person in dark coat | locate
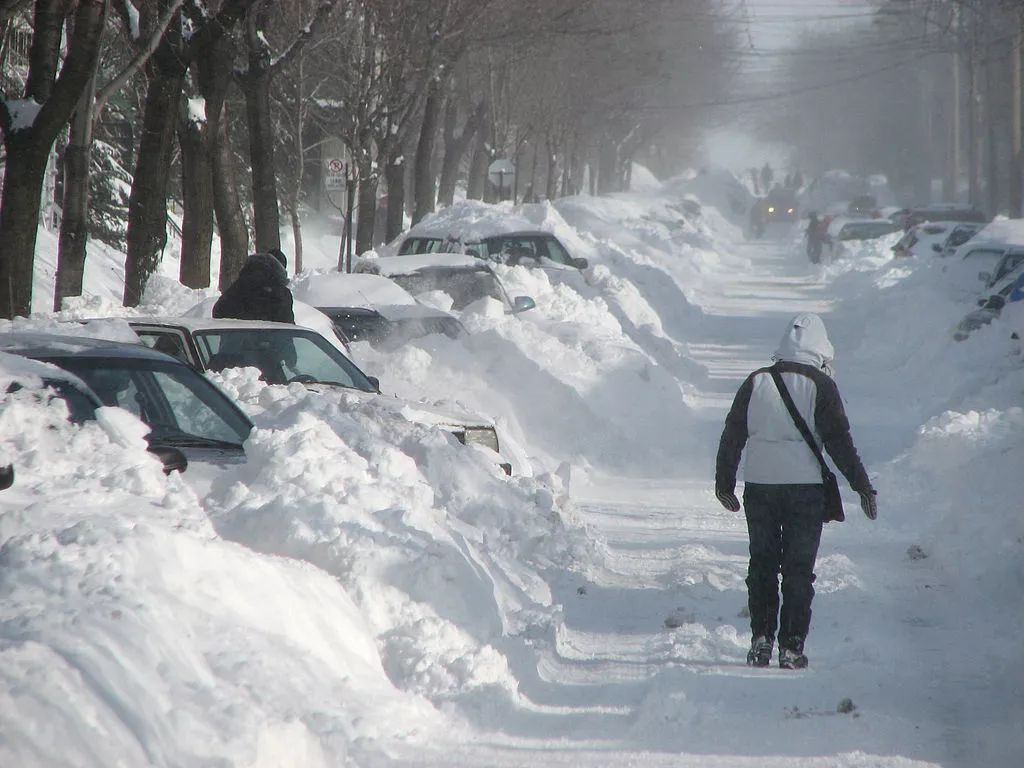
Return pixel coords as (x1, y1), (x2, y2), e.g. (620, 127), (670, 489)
(213, 250), (294, 324)
(715, 314), (876, 670)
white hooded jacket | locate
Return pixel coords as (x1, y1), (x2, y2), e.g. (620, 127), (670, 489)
(716, 314), (870, 491)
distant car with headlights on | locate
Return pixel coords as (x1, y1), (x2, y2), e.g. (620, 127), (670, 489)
(126, 316), (513, 474)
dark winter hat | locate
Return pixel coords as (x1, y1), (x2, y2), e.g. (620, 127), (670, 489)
(268, 248), (288, 270)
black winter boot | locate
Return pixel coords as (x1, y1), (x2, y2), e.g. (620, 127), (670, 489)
(747, 636), (773, 667)
(779, 647), (808, 669)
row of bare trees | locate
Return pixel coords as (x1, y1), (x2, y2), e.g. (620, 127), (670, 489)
(0, 0), (735, 319)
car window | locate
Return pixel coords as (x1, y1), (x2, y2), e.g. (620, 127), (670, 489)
(962, 248), (1005, 262)
(399, 237), (444, 256)
(541, 236), (573, 264)
(135, 330), (190, 363)
(49, 358), (251, 447)
(194, 329), (377, 391)
(485, 237), (541, 262)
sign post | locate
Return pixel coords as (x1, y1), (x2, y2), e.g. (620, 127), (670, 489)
(488, 159), (516, 202)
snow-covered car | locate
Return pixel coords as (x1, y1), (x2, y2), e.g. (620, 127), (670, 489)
(979, 249), (1024, 294)
(0, 336), (252, 467)
(126, 317), (513, 473)
(824, 217), (901, 258)
(952, 280), (1021, 341)
(903, 204), (988, 230)
(399, 230), (587, 272)
(290, 271), (466, 349)
(355, 253), (536, 314)
(891, 222), (954, 258)
(935, 222), (986, 258)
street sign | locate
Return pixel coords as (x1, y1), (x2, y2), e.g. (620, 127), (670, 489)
(325, 157), (348, 191)
(487, 158), (515, 190)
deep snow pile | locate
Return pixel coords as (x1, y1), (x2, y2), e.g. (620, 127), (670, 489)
(0, 392), (440, 767)
(201, 367), (597, 708)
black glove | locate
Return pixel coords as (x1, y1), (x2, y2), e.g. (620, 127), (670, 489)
(858, 489), (878, 521)
(716, 486), (741, 512)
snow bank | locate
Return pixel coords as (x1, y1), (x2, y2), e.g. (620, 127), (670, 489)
(200, 370), (596, 706)
(0, 394), (436, 767)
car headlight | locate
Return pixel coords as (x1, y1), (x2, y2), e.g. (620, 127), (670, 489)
(459, 426), (500, 454)
(767, 206), (775, 213)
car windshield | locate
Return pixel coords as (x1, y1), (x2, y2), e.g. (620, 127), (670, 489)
(990, 252), (1024, 286)
(838, 222), (898, 241)
(46, 357), (252, 448)
(193, 328), (376, 392)
(391, 268), (507, 310)
(948, 227), (980, 249)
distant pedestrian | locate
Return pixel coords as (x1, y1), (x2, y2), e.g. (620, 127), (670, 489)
(715, 314), (876, 670)
(805, 213), (825, 264)
(760, 163), (774, 193)
(213, 250), (294, 324)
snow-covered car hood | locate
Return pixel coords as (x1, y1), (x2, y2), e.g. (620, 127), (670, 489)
(306, 384), (494, 430)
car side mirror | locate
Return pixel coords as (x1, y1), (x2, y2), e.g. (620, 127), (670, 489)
(148, 445), (188, 475)
(465, 248), (480, 259)
(932, 243), (942, 253)
(0, 464), (13, 490)
(512, 296), (536, 313)
(978, 271), (991, 283)
(367, 375), (381, 392)
(573, 257), (589, 269)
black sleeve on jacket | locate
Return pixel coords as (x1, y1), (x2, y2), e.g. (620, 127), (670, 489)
(715, 372), (756, 492)
(812, 373), (872, 492)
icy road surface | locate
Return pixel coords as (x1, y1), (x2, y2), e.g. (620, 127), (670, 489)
(385, 244), (1015, 768)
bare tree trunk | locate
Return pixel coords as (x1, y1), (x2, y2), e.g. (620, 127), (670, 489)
(1012, 20), (1023, 217)
(597, 136), (616, 195)
(241, 72), (281, 252)
(0, 142), (50, 316)
(0, 0), (108, 318)
(55, 67), (98, 311)
(384, 151), (406, 241)
(545, 134), (559, 200)
(412, 80), (444, 224)
(466, 127), (489, 201)
(178, 112), (215, 288)
(124, 67), (186, 306)
(355, 157), (378, 255)
(214, 118), (250, 289)
(438, 99), (485, 207)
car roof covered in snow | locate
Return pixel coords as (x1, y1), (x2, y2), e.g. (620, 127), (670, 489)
(0, 332), (182, 362)
(292, 272), (417, 308)
(952, 218), (1024, 257)
(0, 350), (99, 393)
(355, 253), (492, 276)
(127, 316), (313, 332)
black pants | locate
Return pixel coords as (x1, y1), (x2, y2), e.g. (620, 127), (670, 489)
(743, 483), (824, 653)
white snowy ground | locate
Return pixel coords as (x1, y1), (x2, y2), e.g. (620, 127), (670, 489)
(2, 177), (1022, 767)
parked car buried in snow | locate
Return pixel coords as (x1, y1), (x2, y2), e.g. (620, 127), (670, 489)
(355, 253), (536, 315)
(824, 217), (901, 258)
(290, 271), (467, 349)
(0, 336), (253, 469)
(399, 230), (587, 272)
(127, 317), (513, 474)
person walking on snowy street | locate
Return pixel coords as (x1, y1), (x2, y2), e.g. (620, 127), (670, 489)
(715, 313), (876, 669)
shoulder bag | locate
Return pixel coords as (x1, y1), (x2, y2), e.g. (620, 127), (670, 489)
(768, 366), (845, 522)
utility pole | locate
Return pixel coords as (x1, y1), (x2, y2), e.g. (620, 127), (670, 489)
(984, 0), (998, 216)
(1011, 14), (1023, 217)
(946, 3), (962, 202)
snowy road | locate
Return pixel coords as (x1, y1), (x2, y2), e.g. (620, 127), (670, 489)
(385, 243), (1013, 768)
